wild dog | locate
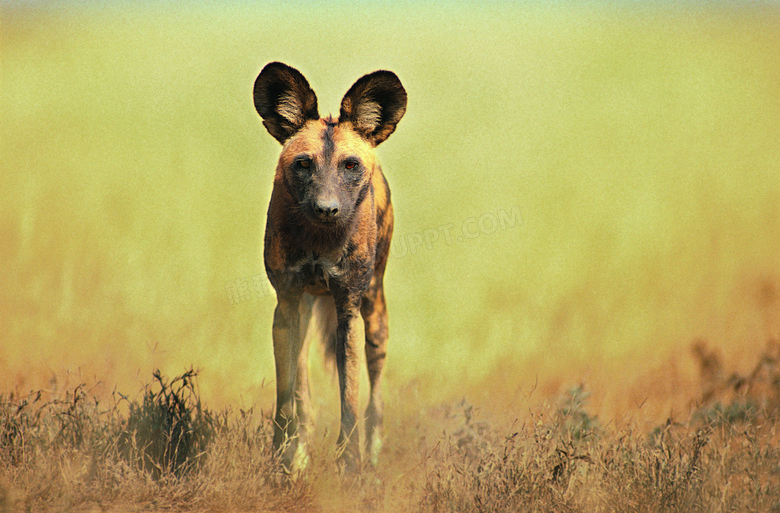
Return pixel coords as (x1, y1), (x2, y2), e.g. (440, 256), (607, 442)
(253, 62), (406, 473)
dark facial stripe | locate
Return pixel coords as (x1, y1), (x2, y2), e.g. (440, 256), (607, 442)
(322, 118), (337, 162)
(354, 180), (371, 210)
(375, 202), (386, 230)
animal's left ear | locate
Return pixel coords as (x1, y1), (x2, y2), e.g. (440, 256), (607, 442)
(339, 70), (407, 146)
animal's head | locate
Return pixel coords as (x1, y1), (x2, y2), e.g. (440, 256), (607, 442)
(254, 62), (406, 226)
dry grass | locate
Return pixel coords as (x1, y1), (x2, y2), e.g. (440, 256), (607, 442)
(418, 388), (778, 513)
(3, 3), (780, 512)
(2, 342), (779, 512)
(0, 370), (301, 512)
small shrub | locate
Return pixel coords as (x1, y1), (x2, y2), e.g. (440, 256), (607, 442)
(556, 385), (600, 442)
(0, 391), (44, 466)
(118, 368), (220, 479)
(696, 400), (761, 427)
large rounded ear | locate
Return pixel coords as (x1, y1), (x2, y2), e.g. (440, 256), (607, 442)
(253, 62), (319, 144)
(339, 70), (407, 146)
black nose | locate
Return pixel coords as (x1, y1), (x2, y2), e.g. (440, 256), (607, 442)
(314, 198), (340, 220)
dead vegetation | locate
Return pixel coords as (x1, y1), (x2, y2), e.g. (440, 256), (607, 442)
(2, 343), (780, 512)
(419, 393), (778, 513)
(0, 369), (306, 512)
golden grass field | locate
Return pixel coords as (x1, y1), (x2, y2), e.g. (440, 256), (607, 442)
(2, 1), (780, 511)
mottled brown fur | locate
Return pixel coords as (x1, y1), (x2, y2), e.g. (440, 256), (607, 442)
(253, 62), (406, 473)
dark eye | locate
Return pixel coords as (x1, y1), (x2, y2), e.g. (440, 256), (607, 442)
(344, 160), (359, 170)
(298, 159), (311, 169)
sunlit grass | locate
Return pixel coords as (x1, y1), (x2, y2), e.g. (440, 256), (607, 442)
(1, 0), (778, 454)
(3, 354), (780, 511)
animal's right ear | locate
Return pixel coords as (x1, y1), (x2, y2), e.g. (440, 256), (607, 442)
(253, 62), (320, 144)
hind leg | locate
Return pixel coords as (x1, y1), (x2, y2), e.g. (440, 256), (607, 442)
(361, 276), (389, 467)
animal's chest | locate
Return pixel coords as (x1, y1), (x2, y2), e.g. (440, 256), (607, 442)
(292, 254), (344, 296)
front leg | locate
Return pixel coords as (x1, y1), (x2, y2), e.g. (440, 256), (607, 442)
(361, 276), (389, 468)
(272, 290), (307, 473)
(333, 289), (364, 472)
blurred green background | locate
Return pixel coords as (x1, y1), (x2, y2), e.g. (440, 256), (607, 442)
(2, 1), (779, 415)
